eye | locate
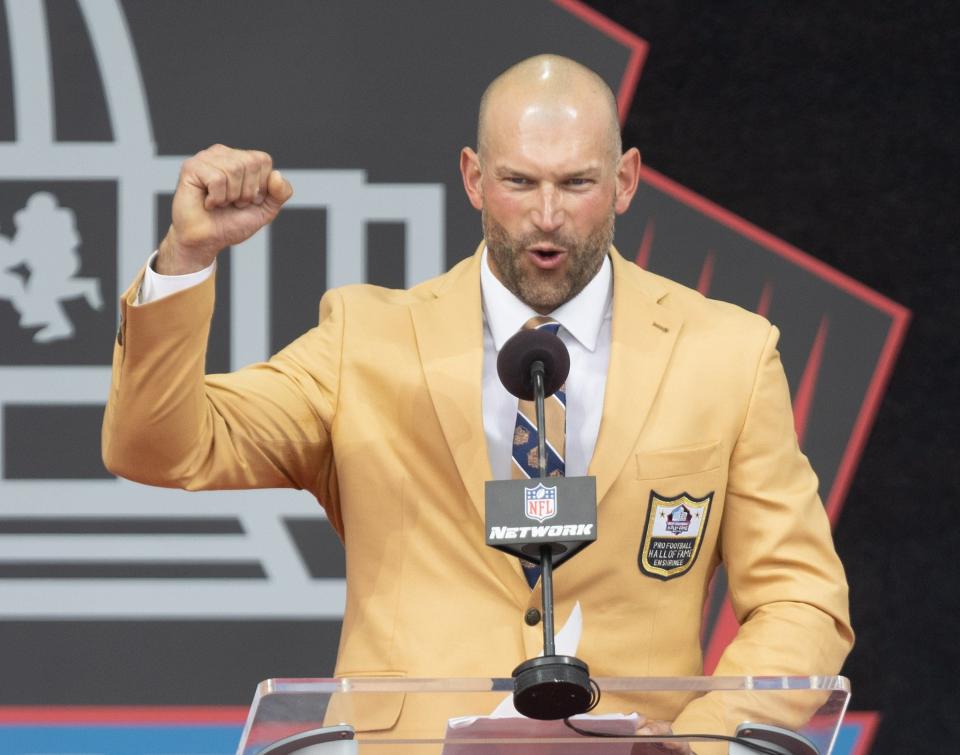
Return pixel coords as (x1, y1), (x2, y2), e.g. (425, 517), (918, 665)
(565, 178), (593, 187)
(506, 176), (530, 185)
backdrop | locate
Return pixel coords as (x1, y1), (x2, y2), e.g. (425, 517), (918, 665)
(0, 2), (954, 754)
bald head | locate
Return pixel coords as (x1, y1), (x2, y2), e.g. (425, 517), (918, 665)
(460, 55), (642, 312)
(477, 55), (622, 165)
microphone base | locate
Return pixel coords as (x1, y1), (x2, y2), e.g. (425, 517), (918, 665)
(511, 655), (593, 720)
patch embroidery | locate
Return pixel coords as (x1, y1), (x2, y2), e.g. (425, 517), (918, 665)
(638, 490), (713, 580)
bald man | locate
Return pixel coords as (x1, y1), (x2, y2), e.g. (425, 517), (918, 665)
(103, 55), (851, 746)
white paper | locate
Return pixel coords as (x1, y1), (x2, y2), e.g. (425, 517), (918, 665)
(443, 714), (640, 755)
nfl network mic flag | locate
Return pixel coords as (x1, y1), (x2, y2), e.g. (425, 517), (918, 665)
(485, 477), (597, 566)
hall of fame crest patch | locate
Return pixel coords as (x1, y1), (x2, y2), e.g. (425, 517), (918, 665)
(638, 491), (713, 580)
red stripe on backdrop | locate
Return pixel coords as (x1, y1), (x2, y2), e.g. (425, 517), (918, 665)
(552, 0), (650, 123)
(0, 706), (248, 724)
(635, 218), (655, 269)
(845, 711), (881, 755)
(793, 316), (830, 448)
(824, 309), (909, 525)
(755, 281), (774, 318)
(696, 250), (716, 296)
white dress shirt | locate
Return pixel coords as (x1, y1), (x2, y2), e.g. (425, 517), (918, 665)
(480, 249), (611, 479)
(138, 248), (612, 480)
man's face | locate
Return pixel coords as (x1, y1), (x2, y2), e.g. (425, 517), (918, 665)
(462, 99), (629, 313)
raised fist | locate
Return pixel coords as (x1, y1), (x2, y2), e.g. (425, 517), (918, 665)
(157, 144), (293, 275)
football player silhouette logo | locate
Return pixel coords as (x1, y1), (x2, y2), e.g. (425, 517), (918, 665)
(0, 192), (103, 343)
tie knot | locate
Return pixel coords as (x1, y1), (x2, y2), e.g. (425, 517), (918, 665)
(523, 316), (560, 335)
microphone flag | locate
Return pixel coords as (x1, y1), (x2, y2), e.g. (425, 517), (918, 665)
(485, 476), (597, 567)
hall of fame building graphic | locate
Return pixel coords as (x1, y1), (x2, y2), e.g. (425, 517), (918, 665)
(0, 0), (443, 620)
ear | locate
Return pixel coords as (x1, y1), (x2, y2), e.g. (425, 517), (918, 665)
(460, 147), (484, 210)
(613, 147), (641, 215)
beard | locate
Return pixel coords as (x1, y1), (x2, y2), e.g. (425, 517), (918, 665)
(483, 208), (615, 313)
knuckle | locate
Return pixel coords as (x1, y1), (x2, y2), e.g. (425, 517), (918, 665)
(210, 171), (227, 195)
(243, 155), (262, 176)
(199, 143), (225, 160)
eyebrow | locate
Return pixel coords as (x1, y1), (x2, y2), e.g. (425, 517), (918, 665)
(561, 167), (602, 179)
(493, 164), (602, 180)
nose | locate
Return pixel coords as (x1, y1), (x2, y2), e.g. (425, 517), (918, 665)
(530, 185), (563, 233)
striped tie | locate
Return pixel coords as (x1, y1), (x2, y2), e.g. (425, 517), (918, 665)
(511, 316), (566, 587)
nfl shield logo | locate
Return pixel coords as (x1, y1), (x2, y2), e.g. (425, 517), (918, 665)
(525, 483), (558, 523)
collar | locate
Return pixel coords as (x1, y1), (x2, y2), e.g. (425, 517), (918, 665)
(480, 247), (612, 352)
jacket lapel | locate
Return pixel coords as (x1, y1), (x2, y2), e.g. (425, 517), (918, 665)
(409, 246), (492, 524)
(589, 249), (683, 503)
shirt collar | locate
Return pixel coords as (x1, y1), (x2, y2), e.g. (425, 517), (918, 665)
(480, 247), (612, 352)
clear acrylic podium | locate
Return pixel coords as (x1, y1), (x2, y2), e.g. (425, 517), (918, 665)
(236, 675), (850, 754)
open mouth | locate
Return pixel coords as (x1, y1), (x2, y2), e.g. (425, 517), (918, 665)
(528, 245), (566, 261)
(525, 246), (567, 270)
(532, 249), (561, 260)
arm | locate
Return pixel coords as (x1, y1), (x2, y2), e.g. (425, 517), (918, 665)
(103, 275), (345, 530)
(100, 146), (345, 529)
(672, 324), (854, 744)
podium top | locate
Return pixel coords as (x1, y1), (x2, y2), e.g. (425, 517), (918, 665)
(237, 675), (851, 754)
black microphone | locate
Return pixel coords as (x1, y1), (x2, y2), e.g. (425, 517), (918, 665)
(496, 327), (570, 401)
(486, 327), (598, 721)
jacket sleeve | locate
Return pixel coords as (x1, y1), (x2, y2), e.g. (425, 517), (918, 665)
(101, 268), (345, 533)
(672, 324), (854, 747)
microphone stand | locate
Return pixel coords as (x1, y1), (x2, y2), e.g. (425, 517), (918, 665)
(533, 362), (556, 656)
(511, 360), (594, 720)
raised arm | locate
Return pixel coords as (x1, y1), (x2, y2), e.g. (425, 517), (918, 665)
(101, 147), (344, 527)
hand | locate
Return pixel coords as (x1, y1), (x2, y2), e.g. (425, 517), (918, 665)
(630, 717), (693, 754)
(157, 144), (293, 275)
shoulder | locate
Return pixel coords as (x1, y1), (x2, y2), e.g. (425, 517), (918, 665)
(667, 275), (769, 338)
(329, 254), (474, 304)
(613, 252), (775, 363)
(315, 253), (477, 325)
(622, 254), (769, 328)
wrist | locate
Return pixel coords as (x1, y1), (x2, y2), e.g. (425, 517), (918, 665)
(155, 227), (216, 276)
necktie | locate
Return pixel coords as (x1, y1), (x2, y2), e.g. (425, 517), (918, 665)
(511, 316), (566, 587)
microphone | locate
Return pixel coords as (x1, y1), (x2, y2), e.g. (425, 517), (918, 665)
(496, 327), (570, 401)
(486, 327), (598, 720)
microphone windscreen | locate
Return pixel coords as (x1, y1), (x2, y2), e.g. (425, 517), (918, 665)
(497, 328), (570, 400)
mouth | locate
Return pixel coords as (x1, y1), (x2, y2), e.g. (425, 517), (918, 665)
(526, 245), (567, 270)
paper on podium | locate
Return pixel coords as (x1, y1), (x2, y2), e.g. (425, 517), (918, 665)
(443, 713), (640, 754)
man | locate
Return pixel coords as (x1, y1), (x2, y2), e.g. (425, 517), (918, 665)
(103, 55), (852, 746)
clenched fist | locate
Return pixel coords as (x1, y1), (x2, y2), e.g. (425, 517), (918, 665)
(156, 144), (294, 275)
